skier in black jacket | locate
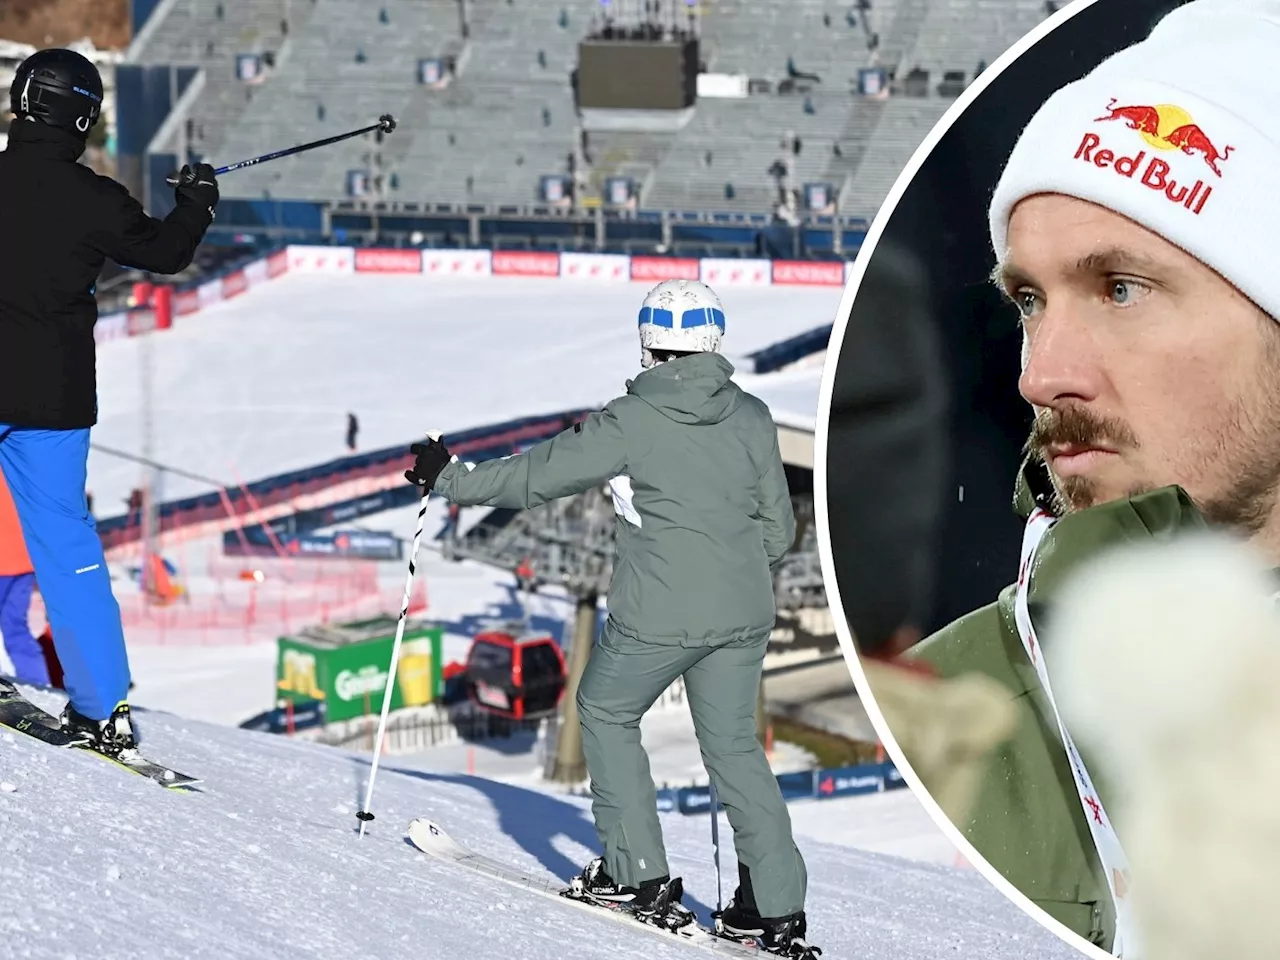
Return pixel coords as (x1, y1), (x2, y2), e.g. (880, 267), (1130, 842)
(0, 48), (218, 756)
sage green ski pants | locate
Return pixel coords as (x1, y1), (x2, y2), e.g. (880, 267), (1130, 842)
(576, 618), (808, 918)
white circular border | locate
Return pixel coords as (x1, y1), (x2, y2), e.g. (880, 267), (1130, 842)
(814, 1), (1117, 958)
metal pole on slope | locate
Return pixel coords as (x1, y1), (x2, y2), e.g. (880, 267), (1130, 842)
(709, 780), (724, 912)
(356, 431), (441, 838)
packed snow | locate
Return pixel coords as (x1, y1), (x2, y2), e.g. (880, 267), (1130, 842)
(0, 683), (1081, 960)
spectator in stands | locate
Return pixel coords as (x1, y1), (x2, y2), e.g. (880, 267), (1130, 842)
(704, 150), (713, 167)
(542, 107), (551, 127)
(559, 8), (569, 29)
(537, 49), (547, 69)
(724, 182), (735, 200)
(355, 48), (367, 64)
(0, 467), (47, 686)
(346, 413), (359, 453)
(466, 175), (474, 195)
(317, 103), (326, 122)
(379, 7), (389, 24)
(215, 2), (224, 20)
(833, 142), (843, 158)
(804, 97), (816, 115)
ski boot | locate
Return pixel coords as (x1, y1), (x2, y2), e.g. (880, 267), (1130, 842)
(568, 858), (696, 932)
(713, 893), (822, 958)
(60, 700), (138, 758)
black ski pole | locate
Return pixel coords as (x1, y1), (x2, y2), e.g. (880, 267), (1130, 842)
(709, 780), (723, 912)
(165, 114), (397, 185)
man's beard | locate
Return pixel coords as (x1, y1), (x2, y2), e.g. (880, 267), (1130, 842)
(1024, 406), (1140, 515)
(1025, 403), (1280, 536)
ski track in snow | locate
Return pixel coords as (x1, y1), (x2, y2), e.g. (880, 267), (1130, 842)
(0, 687), (1080, 960)
(88, 276), (830, 512)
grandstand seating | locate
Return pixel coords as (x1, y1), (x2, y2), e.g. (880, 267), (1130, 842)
(133, 0), (312, 161)
(130, 0), (1050, 221)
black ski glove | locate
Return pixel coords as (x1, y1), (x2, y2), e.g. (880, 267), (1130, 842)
(174, 162), (219, 213)
(406, 436), (451, 490)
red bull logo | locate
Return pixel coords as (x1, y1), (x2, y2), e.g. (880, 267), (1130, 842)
(1074, 98), (1236, 216)
(1095, 98), (1233, 176)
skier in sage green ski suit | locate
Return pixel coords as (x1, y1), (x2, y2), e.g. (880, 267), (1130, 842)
(405, 279), (816, 958)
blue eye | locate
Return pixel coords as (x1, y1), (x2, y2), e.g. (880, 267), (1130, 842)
(1108, 278), (1151, 307)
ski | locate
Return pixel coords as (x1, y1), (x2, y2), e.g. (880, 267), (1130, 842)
(0, 682), (89, 747)
(0, 680), (201, 789)
(87, 748), (202, 790)
(406, 818), (762, 956)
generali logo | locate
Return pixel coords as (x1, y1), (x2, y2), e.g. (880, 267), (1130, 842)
(1074, 98), (1236, 216)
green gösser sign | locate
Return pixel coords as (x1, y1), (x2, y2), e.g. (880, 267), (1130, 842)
(276, 615), (444, 723)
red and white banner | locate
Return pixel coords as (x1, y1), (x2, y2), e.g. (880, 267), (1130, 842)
(126, 308), (157, 336)
(267, 249), (290, 278)
(422, 249), (492, 277)
(287, 245), (354, 275)
(631, 256), (699, 282)
(222, 269), (249, 300)
(492, 251), (560, 277)
(354, 247), (422, 274)
(175, 290), (200, 316)
(700, 258), (771, 287)
(771, 260), (845, 286)
(197, 279), (223, 308)
(560, 252), (629, 282)
(244, 258), (269, 286)
(94, 311), (130, 345)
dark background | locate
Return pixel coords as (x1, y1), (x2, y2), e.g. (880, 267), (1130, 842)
(826, 0), (1190, 655)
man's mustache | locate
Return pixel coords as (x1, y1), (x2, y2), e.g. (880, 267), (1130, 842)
(1025, 407), (1138, 459)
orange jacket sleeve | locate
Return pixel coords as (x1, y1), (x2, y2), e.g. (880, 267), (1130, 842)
(0, 467), (34, 577)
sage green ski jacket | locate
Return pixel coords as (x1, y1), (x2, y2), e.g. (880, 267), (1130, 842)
(433, 352), (796, 646)
(907, 460), (1209, 951)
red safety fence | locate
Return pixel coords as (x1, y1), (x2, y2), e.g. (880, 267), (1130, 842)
(30, 550), (429, 647)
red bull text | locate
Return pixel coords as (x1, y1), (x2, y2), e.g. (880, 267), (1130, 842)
(1074, 133), (1214, 214)
(1076, 99), (1235, 216)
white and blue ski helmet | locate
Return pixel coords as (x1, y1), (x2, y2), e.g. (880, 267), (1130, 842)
(637, 279), (725, 369)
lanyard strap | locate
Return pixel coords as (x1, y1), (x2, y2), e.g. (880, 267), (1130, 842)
(1012, 509), (1140, 958)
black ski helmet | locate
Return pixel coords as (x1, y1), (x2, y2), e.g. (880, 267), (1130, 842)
(9, 48), (103, 139)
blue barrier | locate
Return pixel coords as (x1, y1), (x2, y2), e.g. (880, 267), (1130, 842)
(224, 528), (404, 561)
(662, 760), (902, 815)
(99, 408), (594, 549)
(240, 699), (327, 734)
(747, 324), (834, 374)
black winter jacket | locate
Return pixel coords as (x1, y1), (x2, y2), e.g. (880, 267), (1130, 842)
(0, 120), (213, 429)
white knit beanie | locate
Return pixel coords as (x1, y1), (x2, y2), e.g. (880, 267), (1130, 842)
(989, 0), (1280, 321)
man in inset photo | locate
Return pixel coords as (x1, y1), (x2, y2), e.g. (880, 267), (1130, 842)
(874, 0), (1280, 955)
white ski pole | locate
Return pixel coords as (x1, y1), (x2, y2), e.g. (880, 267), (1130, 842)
(356, 430), (441, 838)
(709, 780), (723, 911)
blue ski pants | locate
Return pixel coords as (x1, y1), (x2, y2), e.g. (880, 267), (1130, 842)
(0, 425), (131, 719)
(0, 572), (49, 686)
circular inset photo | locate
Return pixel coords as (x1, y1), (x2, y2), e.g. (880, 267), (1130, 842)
(819, 0), (1280, 958)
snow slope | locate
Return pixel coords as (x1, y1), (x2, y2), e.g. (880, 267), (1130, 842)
(88, 275), (839, 511)
(0, 686), (1080, 960)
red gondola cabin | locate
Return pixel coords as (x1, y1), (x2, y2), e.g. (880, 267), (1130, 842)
(464, 629), (567, 720)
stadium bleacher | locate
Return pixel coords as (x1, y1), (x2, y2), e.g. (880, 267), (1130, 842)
(124, 0), (1052, 231)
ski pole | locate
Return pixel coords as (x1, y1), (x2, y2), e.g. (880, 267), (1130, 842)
(356, 430), (439, 838)
(709, 780), (723, 911)
(165, 114), (397, 185)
